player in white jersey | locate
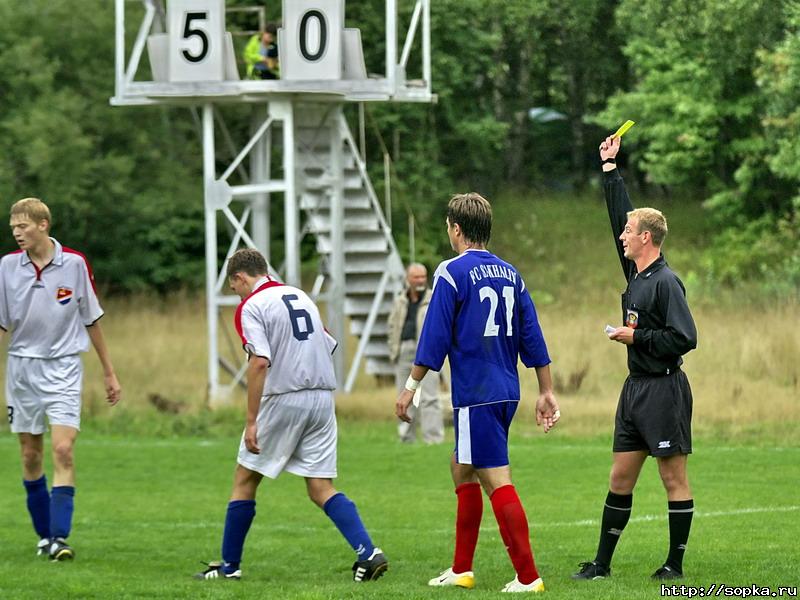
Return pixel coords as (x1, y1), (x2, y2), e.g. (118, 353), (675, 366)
(1, 198), (121, 561)
(195, 248), (387, 583)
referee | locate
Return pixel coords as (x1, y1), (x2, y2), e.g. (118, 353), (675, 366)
(573, 136), (698, 581)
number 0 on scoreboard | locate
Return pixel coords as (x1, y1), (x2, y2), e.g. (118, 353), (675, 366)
(281, 0), (344, 80)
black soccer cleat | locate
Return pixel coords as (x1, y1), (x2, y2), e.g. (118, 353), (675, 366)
(572, 560), (610, 580)
(651, 565), (683, 580)
(36, 538), (50, 557)
(193, 561), (242, 580)
(48, 537), (75, 562)
(352, 548), (388, 582)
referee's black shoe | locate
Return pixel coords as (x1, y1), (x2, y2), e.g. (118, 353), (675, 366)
(352, 548), (388, 582)
(48, 537), (75, 562)
(651, 565), (683, 580)
(571, 561), (610, 580)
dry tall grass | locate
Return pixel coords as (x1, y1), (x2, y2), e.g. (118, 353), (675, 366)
(1, 294), (790, 440)
(0, 196), (796, 441)
(344, 300), (799, 441)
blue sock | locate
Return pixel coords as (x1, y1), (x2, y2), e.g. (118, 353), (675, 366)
(323, 493), (375, 559)
(50, 486), (75, 540)
(23, 476), (50, 539)
(221, 500), (256, 574)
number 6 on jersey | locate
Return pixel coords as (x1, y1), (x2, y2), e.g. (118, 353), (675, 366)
(480, 286), (515, 337)
(282, 294), (315, 341)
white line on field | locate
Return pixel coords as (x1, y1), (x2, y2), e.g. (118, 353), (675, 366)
(534, 504), (800, 530)
(122, 505), (799, 533)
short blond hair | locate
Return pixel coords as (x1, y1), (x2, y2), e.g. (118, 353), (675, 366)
(11, 197), (51, 228)
(628, 207), (667, 247)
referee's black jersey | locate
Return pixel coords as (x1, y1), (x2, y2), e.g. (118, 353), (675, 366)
(603, 169), (698, 377)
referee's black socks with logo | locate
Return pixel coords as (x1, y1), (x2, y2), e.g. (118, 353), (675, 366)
(595, 491), (633, 568)
(666, 499), (694, 573)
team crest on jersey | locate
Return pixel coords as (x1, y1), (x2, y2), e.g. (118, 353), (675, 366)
(625, 309), (639, 329)
(56, 287), (73, 305)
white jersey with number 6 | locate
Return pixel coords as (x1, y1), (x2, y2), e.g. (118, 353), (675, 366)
(234, 277), (337, 396)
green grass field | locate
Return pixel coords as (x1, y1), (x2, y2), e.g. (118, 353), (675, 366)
(1, 422), (797, 599)
(0, 192), (796, 598)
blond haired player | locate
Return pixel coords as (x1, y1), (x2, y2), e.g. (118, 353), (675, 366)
(1, 197), (121, 561)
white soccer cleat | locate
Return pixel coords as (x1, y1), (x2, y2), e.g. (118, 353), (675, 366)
(428, 567), (475, 589)
(501, 576), (545, 593)
(193, 561), (242, 580)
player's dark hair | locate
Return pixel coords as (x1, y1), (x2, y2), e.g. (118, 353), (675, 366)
(447, 193), (492, 245)
(265, 22), (278, 36)
(227, 248), (268, 278)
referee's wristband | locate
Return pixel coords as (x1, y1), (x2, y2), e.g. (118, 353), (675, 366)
(602, 157), (616, 165)
(405, 376), (421, 392)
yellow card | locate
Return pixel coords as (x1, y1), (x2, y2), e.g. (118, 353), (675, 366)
(613, 120), (635, 138)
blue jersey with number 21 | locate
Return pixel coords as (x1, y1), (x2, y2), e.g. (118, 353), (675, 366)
(415, 249), (550, 409)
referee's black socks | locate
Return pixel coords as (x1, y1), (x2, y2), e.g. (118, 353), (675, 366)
(665, 499), (694, 573)
(594, 491), (633, 568)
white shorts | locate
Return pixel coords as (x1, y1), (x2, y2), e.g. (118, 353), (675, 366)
(5, 354), (83, 434)
(237, 389), (337, 479)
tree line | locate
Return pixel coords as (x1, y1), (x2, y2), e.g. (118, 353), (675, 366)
(0, 0), (796, 294)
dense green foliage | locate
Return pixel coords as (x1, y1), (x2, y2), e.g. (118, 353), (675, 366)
(594, 0), (799, 293)
(1, 425), (798, 598)
(0, 2), (205, 292)
(0, 0), (796, 294)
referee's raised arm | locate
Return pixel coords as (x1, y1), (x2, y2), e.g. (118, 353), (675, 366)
(600, 136), (636, 281)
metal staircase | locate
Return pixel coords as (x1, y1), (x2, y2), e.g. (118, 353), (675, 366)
(294, 104), (405, 389)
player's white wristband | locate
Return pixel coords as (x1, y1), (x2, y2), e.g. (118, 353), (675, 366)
(405, 376), (421, 392)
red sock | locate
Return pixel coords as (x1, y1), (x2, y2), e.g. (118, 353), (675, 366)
(452, 482), (483, 573)
(490, 485), (539, 584)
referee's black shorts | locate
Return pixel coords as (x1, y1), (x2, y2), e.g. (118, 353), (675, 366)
(613, 369), (693, 456)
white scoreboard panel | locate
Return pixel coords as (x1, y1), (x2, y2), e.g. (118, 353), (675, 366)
(281, 0), (344, 80)
(168, 0), (226, 82)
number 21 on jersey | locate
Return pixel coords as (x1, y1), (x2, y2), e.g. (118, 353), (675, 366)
(479, 286), (515, 337)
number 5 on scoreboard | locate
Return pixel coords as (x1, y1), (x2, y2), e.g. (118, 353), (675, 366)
(168, 0), (225, 82)
(181, 12), (210, 63)
(480, 286), (515, 337)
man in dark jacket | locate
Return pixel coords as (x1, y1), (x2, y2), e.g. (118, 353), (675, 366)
(573, 135), (698, 582)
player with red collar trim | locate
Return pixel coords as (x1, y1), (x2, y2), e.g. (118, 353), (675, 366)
(1, 197), (121, 562)
(195, 248), (386, 583)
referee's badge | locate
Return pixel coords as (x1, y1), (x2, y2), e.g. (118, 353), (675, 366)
(625, 309), (639, 329)
(56, 287), (73, 305)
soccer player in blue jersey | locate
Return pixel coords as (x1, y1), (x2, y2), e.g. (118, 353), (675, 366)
(396, 193), (560, 593)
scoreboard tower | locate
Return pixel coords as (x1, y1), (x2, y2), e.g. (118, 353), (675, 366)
(112, 0), (434, 401)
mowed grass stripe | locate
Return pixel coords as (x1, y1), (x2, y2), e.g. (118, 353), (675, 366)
(0, 424), (797, 599)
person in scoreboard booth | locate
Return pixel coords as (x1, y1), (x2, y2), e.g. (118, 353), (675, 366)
(195, 248), (387, 583)
(396, 193), (560, 593)
(1, 197), (121, 562)
(572, 136), (697, 582)
(244, 23), (279, 80)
